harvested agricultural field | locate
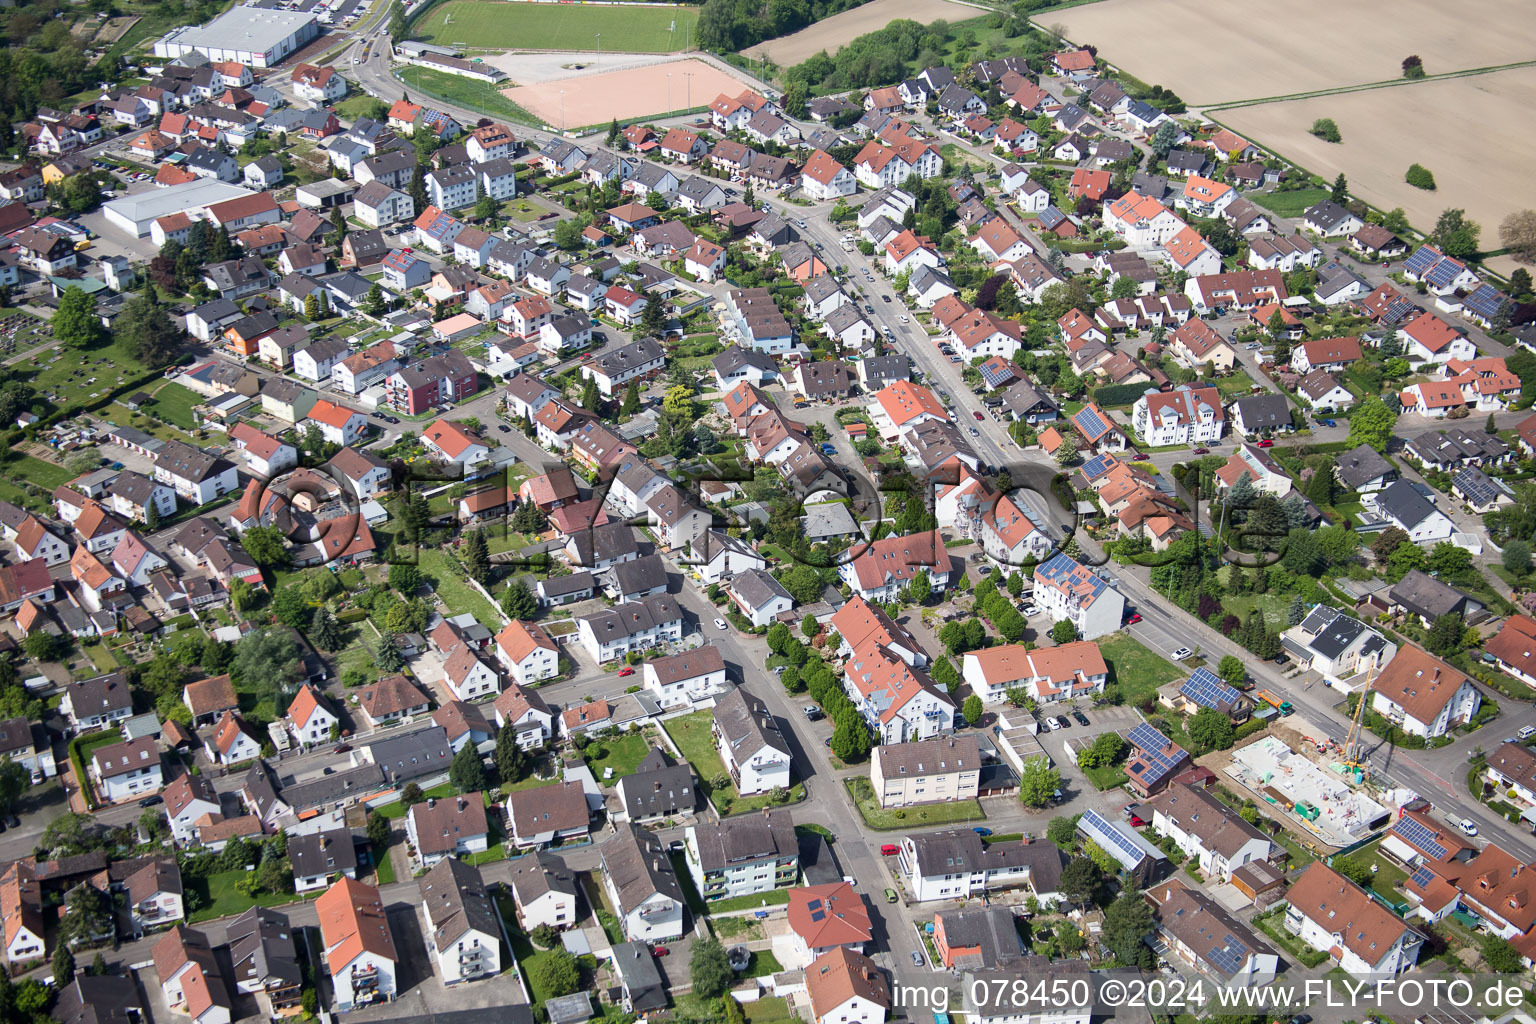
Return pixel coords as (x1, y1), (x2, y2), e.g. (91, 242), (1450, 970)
(1220, 67), (1536, 243)
(1049, 0), (1536, 105)
(504, 56), (750, 128)
(744, 0), (977, 66)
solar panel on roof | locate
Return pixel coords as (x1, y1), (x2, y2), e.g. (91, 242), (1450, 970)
(1075, 405), (1108, 438)
(1454, 468), (1500, 507)
(810, 909), (826, 922)
(1080, 809), (1149, 866)
(1394, 816), (1448, 860)
(1127, 722), (1184, 786)
(1179, 668), (1243, 711)
(1410, 864), (1435, 888)
(1404, 247), (1439, 277)
(1206, 933), (1249, 974)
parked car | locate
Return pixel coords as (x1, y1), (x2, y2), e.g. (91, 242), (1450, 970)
(911, 951), (924, 967)
(972, 827), (992, 836)
(497, 424), (510, 432)
(138, 795), (163, 807)
(1055, 716), (1071, 729)
(333, 743), (352, 753)
(1171, 647), (1192, 661)
(884, 888), (899, 903)
(1072, 710), (1090, 726)
(1128, 815), (1149, 828)
(803, 705), (824, 721)
(1192, 448), (1209, 455)
(1458, 818), (1479, 837)
(880, 844), (899, 855)
(618, 666), (635, 677)
(973, 411), (983, 421)
(1257, 438), (1275, 448)
(652, 946), (670, 958)
(1131, 452), (1150, 460)
(713, 618), (729, 630)
(1520, 726), (1536, 740)
(1046, 716), (1061, 731)
(1125, 612), (1142, 624)
(1319, 418), (1337, 427)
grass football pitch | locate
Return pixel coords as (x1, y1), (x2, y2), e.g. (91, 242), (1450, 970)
(416, 1), (700, 53)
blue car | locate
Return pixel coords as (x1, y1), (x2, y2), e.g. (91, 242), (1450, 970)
(1320, 419), (1337, 427)
(972, 827), (992, 837)
(820, 444), (837, 455)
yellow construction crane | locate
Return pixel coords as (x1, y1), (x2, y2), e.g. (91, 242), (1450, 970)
(1341, 665), (1379, 771)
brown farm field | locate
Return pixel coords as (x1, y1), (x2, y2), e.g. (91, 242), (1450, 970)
(743, 0), (978, 66)
(1049, 0), (1536, 104)
(505, 57), (750, 128)
(1220, 68), (1536, 243)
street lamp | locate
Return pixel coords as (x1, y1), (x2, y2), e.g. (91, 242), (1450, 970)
(560, 89), (566, 133)
(596, 32), (601, 57)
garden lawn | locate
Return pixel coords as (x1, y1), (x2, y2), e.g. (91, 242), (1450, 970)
(11, 454), (76, 490)
(188, 870), (302, 923)
(1344, 837), (1408, 893)
(583, 730), (655, 782)
(417, 548), (502, 629)
(374, 844), (397, 884)
(1081, 763), (1130, 791)
(662, 710), (736, 807)
(145, 382), (204, 430)
(1221, 593), (1293, 630)
(416, 0), (700, 52)
(1099, 632), (1184, 706)
(844, 777), (984, 830)
(396, 66), (538, 124)
(1251, 188), (1331, 219)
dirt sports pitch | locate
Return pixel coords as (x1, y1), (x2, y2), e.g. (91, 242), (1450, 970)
(744, 0), (977, 66)
(417, 0), (701, 53)
(1050, 0), (1536, 104)
(504, 56), (747, 127)
(1220, 68), (1536, 245)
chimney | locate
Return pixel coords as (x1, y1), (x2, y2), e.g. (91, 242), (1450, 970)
(458, 797), (466, 811)
(427, 798), (435, 810)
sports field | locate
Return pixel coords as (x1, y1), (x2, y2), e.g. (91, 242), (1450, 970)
(416, 0), (701, 53)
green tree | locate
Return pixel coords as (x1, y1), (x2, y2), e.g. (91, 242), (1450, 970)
(464, 528), (491, 585)
(496, 723), (528, 783)
(500, 579), (538, 620)
(389, 563), (422, 593)
(1425, 611), (1465, 656)
(1187, 707), (1235, 754)
(230, 628), (305, 709)
(59, 883), (113, 947)
(366, 811), (391, 851)
(1309, 118), (1342, 143)
(1058, 856), (1100, 907)
(606, 118), (620, 145)
(1018, 755), (1060, 808)
(1216, 655), (1245, 686)
(23, 631), (66, 663)
(906, 569), (931, 605)
(449, 743), (486, 794)
(621, 381), (641, 415)
(531, 948), (581, 998)
(1103, 891), (1156, 967)
(553, 218), (583, 251)
(1054, 435), (1079, 465)
(1051, 620), (1079, 644)
(52, 942), (75, 983)
(1402, 54), (1425, 78)
(1149, 120), (1179, 156)
(0, 759), (26, 815)
(1405, 163), (1437, 191)
(580, 375), (601, 413)
(930, 656), (959, 691)
(311, 609), (344, 651)
(1332, 855), (1373, 886)
(1330, 172), (1347, 202)
(52, 286), (107, 349)
(830, 713), (871, 763)
(1431, 208), (1481, 258)
(691, 938), (733, 999)
(1502, 540), (1532, 576)
(1345, 395), (1397, 452)
(240, 525), (290, 567)
(118, 290), (186, 366)
(1483, 935), (1523, 973)
(401, 782), (425, 807)
(256, 857), (292, 896)
(962, 694), (984, 725)
(1047, 815), (1080, 850)
(271, 588), (312, 630)
(801, 613), (818, 640)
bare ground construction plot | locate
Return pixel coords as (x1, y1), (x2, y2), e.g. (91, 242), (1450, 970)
(743, 0), (979, 66)
(1049, 0), (1536, 105)
(504, 56), (753, 129)
(1220, 67), (1536, 246)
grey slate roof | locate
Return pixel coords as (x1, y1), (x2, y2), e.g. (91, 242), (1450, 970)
(1333, 444), (1396, 491)
(691, 808), (796, 871)
(419, 856), (500, 949)
(728, 568), (793, 612)
(615, 747), (696, 820)
(362, 725), (454, 784)
(713, 686), (789, 759)
(1231, 393), (1292, 431)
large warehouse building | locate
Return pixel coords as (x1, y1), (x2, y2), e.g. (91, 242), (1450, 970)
(103, 180), (255, 237)
(153, 8), (320, 68)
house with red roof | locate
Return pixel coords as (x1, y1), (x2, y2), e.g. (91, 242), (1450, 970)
(305, 399), (368, 446)
(786, 882), (873, 967)
(1400, 312), (1476, 365)
(422, 419), (490, 465)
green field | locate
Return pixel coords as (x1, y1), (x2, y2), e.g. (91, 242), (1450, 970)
(416, 0), (700, 53)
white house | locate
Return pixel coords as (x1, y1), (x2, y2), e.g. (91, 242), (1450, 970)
(305, 400), (368, 447)
(407, 794), (490, 866)
(494, 620), (559, 688)
(898, 829), (1063, 904)
(842, 645), (956, 744)
(1284, 862), (1422, 974)
(91, 735), (163, 803)
(163, 772), (222, 846)
(1370, 645), (1481, 739)
(1132, 385), (1225, 447)
(804, 947), (890, 1024)
(1032, 552), (1125, 641)
(492, 684), (554, 750)
(601, 823), (686, 942)
(687, 529), (766, 585)
(643, 647), (727, 709)
(507, 850), (580, 932)
(317, 877), (398, 1011)
(713, 687), (792, 795)
(963, 642), (1108, 706)
(419, 857), (501, 984)
(1146, 782), (1273, 881)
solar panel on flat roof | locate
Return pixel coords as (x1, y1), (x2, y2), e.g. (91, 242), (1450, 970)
(1079, 808), (1148, 866)
(1394, 816), (1448, 861)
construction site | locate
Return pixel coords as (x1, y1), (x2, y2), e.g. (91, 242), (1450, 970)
(1227, 731), (1395, 847)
